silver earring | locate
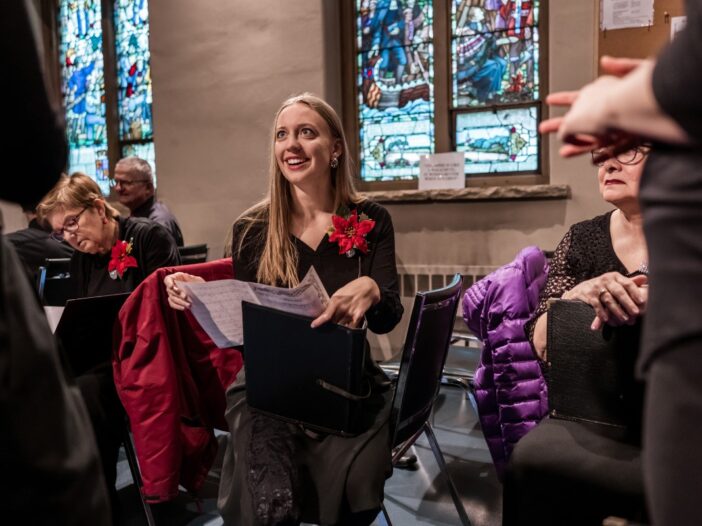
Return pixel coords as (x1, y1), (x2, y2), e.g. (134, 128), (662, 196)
(330, 157), (339, 169)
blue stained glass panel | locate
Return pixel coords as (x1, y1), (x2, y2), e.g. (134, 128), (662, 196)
(360, 113), (434, 181)
(455, 106), (539, 175)
(122, 142), (157, 187)
(451, 0), (539, 107)
(356, 0), (435, 181)
(114, 0), (153, 141)
(59, 0), (109, 192)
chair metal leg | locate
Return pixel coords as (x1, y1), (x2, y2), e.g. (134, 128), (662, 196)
(423, 422), (472, 526)
(378, 502), (392, 526)
(122, 427), (157, 526)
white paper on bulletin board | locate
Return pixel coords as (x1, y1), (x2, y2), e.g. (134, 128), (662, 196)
(418, 152), (465, 190)
(601, 0), (655, 30)
(670, 16), (687, 40)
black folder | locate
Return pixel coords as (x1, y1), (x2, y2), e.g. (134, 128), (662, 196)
(241, 301), (368, 436)
(546, 300), (644, 431)
(54, 292), (131, 376)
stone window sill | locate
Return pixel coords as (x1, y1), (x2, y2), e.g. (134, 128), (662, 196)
(361, 184), (570, 203)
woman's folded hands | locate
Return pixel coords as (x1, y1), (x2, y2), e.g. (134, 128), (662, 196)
(562, 271), (648, 330)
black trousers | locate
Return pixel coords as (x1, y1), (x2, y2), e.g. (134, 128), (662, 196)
(503, 418), (645, 525)
(639, 147), (702, 525)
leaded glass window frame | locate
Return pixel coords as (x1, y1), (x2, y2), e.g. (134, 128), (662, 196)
(341, 0), (549, 192)
(57, 0), (156, 196)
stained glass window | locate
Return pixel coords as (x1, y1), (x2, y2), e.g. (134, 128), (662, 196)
(58, 0), (111, 194)
(356, 0), (435, 181)
(114, 0), (153, 141)
(456, 106), (539, 174)
(58, 0), (155, 194)
(451, 0), (540, 108)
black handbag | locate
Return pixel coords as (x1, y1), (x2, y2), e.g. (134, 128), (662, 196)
(546, 300), (644, 433)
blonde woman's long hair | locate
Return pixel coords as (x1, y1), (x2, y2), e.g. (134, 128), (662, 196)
(235, 93), (362, 287)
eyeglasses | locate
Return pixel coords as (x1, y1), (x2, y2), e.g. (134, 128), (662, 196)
(109, 178), (149, 188)
(591, 146), (649, 167)
(50, 206), (89, 242)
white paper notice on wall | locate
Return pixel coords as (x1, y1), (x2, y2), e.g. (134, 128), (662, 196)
(418, 152), (465, 191)
(670, 16), (687, 40)
(600, 0), (654, 31)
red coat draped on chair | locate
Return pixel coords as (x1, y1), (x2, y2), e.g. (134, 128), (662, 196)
(113, 258), (243, 502)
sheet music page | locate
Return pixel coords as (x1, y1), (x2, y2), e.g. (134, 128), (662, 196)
(249, 267), (329, 317)
(180, 279), (260, 348)
(181, 267), (330, 348)
(44, 306), (64, 333)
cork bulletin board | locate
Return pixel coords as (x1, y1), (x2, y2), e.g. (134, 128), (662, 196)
(598, 0), (685, 69)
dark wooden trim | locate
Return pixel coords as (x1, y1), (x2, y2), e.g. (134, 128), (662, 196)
(100, 0), (120, 183)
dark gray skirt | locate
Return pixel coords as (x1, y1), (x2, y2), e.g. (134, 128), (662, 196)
(218, 372), (393, 526)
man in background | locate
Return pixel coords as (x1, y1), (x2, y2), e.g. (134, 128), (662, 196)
(113, 156), (184, 246)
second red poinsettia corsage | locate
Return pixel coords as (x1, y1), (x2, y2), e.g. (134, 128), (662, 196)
(328, 208), (375, 258)
(108, 238), (138, 280)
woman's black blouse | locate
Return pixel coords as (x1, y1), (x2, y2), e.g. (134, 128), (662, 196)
(526, 211), (631, 343)
(231, 200), (403, 335)
(70, 216), (181, 298)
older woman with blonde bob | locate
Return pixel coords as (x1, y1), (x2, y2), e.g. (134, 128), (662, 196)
(165, 93), (403, 525)
(37, 172), (180, 515)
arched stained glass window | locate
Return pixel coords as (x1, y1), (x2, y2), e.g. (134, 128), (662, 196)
(451, 0), (541, 176)
(58, 0), (156, 194)
(356, 0), (435, 181)
(59, 0), (110, 194)
(349, 0), (545, 186)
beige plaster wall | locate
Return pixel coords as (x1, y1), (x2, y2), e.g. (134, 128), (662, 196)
(4, 0), (610, 274)
(148, 0), (341, 259)
(147, 0), (610, 268)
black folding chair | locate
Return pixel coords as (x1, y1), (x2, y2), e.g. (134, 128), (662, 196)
(382, 273), (471, 526)
(177, 244), (208, 265)
(37, 257), (72, 306)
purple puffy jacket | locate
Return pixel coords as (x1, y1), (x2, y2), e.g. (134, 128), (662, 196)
(462, 246), (549, 479)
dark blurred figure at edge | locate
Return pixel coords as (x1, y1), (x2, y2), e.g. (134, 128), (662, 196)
(0, 1), (111, 525)
(6, 204), (74, 282)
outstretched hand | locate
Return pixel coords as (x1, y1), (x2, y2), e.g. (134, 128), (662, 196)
(163, 271), (205, 311)
(311, 276), (381, 329)
(539, 56), (649, 158)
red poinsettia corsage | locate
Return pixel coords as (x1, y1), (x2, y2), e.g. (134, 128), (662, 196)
(328, 209), (375, 258)
(108, 238), (138, 280)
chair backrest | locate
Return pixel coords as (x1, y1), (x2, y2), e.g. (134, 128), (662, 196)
(177, 243), (208, 265)
(37, 257), (72, 306)
(547, 299), (644, 431)
(391, 273), (463, 447)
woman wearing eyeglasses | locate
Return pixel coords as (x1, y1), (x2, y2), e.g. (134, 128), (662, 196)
(528, 145), (650, 361)
(502, 145), (651, 525)
(38, 172), (180, 297)
(36, 172), (180, 518)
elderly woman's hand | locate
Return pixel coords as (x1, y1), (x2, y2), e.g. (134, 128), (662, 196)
(164, 272), (205, 311)
(562, 272), (648, 329)
(310, 277), (381, 329)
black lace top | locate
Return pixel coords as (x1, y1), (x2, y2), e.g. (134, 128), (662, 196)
(526, 211), (631, 344)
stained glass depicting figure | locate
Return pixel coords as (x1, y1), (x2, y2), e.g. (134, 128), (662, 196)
(121, 142), (157, 187)
(451, 0), (539, 107)
(455, 105), (539, 174)
(114, 0), (153, 141)
(59, 0), (110, 193)
(356, 0), (435, 181)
